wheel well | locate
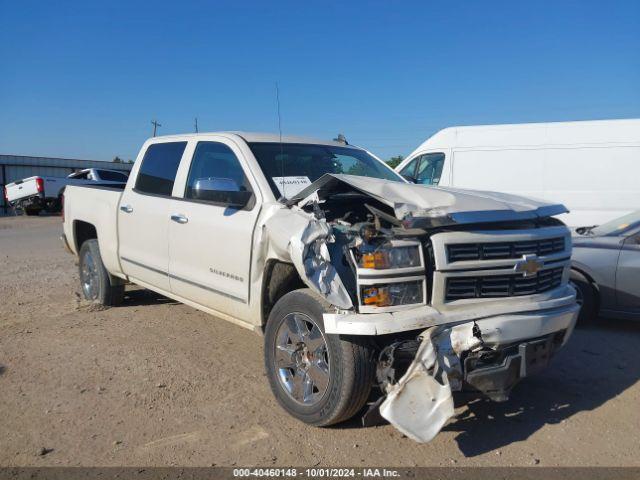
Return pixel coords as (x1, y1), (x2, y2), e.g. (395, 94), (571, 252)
(261, 260), (306, 329)
(570, 267), (600, 307)
(74, 221), (97, 252)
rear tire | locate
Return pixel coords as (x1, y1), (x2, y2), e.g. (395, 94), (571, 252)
(264, 288), (375, 427)
(23, 207), (41, 216)
(570, 270), (597, 323)
(78, 239), (124, 306)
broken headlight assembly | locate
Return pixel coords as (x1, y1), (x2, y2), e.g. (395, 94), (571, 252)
(351, 239), (427, 313)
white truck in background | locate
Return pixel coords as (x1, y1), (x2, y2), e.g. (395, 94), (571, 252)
(396, 118), (640, 227)
(4, 168), (129, 215)
(61, 132), (579, 442)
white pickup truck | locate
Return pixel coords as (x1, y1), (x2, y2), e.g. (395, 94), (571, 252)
(5, 168), (129, 215)
(61, 132), (579, 442)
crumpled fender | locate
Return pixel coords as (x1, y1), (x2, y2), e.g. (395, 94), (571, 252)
(263, 206), (353, 310)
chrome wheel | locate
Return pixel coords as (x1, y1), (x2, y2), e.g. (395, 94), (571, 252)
(274, 312), (330, 405)
(81, 250), (99, 300)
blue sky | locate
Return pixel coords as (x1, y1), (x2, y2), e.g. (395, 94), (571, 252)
(1, 0), (639, 161)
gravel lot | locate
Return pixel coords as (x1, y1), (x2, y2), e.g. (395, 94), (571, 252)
(1, 215), (639, 467)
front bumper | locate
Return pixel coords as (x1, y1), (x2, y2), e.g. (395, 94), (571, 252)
(323, 284), (578, 336)
(378, 301), (579, 443)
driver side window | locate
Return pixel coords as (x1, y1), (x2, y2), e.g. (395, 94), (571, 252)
(185, 142), (252, 204)
(416, 152), (445, 185)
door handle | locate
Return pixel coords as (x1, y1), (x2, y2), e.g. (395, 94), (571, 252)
(170, 214), (188, 224)
(120, 204), (133, 213)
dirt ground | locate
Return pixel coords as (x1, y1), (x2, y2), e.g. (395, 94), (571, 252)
(1, 215), (639, 467)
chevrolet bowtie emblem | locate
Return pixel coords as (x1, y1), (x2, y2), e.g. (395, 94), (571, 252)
(513, 254), (544, 277)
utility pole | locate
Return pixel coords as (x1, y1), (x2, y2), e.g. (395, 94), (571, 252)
(194, 117), (199, 133)
(151, 119), (162, 137)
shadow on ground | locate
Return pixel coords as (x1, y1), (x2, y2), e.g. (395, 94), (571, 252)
(330, 319), (640, 456)
(446, 319), (640, 456)
(122, 288), (179, 307)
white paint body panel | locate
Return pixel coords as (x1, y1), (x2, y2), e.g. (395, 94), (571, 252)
(396, 119), (640, 227)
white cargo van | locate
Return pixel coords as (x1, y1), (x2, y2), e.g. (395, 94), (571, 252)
(395, 119), (640, 227)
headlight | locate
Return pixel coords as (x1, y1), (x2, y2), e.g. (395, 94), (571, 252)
(357, 244), (422, 270)
(361, 281), (424, 307)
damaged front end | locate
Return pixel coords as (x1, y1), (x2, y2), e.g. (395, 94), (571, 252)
(375, 314), (574, 442)
(262, 173), (579, 443)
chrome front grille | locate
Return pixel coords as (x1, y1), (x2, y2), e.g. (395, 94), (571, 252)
(445, 267), (564, 301)
(447, 237), (565, 263)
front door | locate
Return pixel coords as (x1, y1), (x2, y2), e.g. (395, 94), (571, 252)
(118, 140), (188, 292)
(616, 231), (640, 311)
(168, 140), (261, 319)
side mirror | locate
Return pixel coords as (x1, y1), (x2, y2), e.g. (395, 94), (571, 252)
(192, 177), (253, 208)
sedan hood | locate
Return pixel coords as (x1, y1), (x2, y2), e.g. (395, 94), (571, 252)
(290, 174), (568, 227)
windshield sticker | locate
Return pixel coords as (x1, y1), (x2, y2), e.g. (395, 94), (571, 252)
(272, 176), (312, 198)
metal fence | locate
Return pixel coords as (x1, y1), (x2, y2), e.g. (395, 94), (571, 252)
(1, 154), (132, 215)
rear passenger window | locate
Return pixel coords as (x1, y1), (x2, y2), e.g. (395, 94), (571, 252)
(135, 142), (187, 196)
(184, 142), (251, 203)
(97, 170), (129, 182)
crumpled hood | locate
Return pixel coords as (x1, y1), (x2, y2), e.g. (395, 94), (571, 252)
(290, 174), (568, 227)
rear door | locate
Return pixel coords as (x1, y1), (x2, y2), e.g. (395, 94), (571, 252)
(168, 138), (261, 319)
(118, 140), (188, 292)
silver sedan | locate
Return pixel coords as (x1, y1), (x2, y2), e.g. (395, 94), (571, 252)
(571, 211), (640, 322)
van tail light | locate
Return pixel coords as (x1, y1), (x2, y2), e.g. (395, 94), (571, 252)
(35, 177), (45, 193)
(3, 186), (8, 202)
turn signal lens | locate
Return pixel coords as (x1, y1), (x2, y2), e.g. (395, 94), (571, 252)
(361, 251), (389, 269)
(357, 245), (421, 270)
(362, 286), (391, 306)
(361, 281), (424, 308)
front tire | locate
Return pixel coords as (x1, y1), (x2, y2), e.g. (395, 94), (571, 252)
(264, 289), (374, 426)
(78, 239), (124, 306)
(570, 270), (597, 323)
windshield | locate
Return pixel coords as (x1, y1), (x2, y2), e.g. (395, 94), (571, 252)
(248, 143), (404, 198)
(591, 210), (640, 236)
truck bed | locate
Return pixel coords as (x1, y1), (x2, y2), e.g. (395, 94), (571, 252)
(62, 184), (124, 277)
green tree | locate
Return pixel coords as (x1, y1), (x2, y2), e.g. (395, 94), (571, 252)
(386, 155), (404, 169)
(112, 156), (123, 163)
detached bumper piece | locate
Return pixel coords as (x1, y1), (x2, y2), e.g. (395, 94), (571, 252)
(463, 331), (565, 402)
(377, 304), (577, 443)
